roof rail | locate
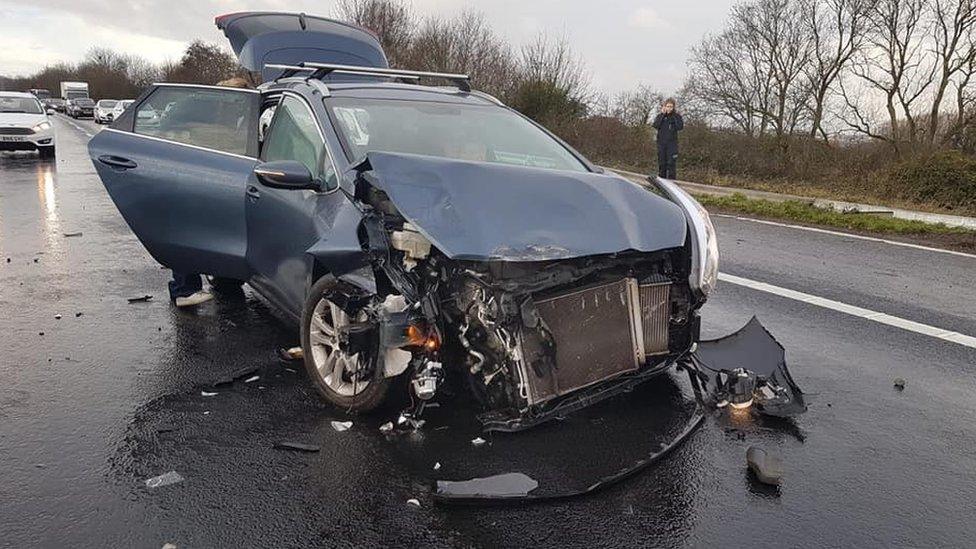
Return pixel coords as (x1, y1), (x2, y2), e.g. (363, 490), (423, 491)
(265, 62), (471, 92)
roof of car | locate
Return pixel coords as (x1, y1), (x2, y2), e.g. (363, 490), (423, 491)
(0, 91), (36, 98)
(277, 80), (503, 107)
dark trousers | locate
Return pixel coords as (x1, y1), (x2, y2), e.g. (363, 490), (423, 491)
(658, 143), (678, 180)
(168, 271), (202, 300)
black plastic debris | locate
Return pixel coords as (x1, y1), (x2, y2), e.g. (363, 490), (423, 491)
(274, 441), (321, 453)
(746, 446), (783, 486)
(432, 408), (705, 506)
(436, 473), (539, 499)
(127, 295), (153, 303)
(62, 232), (83, 237)
(687, 317), (806, 417)
(893, 378), (906, 391)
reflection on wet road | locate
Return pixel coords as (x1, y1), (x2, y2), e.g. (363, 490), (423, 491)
(1, 116), (975, 547)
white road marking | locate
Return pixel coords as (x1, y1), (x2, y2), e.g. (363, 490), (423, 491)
(715, 214), (976, 260)
(719, 272), (976, 350)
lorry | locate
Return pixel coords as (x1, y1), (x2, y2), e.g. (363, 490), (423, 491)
(60, 81), (89, 101)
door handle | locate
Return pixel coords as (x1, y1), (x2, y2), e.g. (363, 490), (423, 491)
(97, 155), (138, 170)
(246, 185), (261, 199)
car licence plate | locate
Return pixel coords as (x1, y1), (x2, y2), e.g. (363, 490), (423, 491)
(0, 136), (26, 142)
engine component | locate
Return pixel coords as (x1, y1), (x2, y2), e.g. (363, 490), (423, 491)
(390, 222), (431, 271)
(412, 360), (443, 400)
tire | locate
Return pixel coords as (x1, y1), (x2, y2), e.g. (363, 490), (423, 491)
(300, 275), (391, 412)
(38, 146), (55, 159)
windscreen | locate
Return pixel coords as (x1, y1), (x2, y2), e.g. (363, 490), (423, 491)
(75, 98), (95, 107)
(98, 100), (118, 108)
(66, 91), (88, 100)
(329, 97), (588, 173)
(0, 97), (43, 114)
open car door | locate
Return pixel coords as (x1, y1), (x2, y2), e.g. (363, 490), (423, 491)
(216, 11), (389, 82)
(88, 84), (260, 280)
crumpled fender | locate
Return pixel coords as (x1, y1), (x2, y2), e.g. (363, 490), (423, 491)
(304, 196), (373, 292)
(357, 152), (688, 261)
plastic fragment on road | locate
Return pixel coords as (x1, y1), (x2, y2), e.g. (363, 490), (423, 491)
(471, 437), (487, 446)
(244, 375), (259, 383)
(284, 346), (303, 360)
(379, 422), (394, 433)
(893, 378), (906, 390)
(331, 421), (353, 432)
(746, 446), (783, 486)
(433, 462), (441, 471)
(436, 473), (539, 499)
(686, 316), (806, 418)
(162, 543), (177, 549)
(274, 441), (321, 452)
(145, 471), (184, 489)
(63, 232), (83, 237)
(406, 498), (421, 507)
(201, 391), (217, 397)
(127, 295), (153, 303)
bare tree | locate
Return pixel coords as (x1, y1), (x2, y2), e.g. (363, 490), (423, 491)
(801, 0), (872, 141)
(612, 84), (663, 127)
(843, 0), (934, 150)
(335, 0), (415, 66)
(927, 0), (976, 144)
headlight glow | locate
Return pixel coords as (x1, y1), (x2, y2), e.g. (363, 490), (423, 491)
(33, 121), (51, 132)
(652, 177), (720, 297)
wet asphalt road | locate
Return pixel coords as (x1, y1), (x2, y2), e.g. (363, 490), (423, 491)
(2, 115), (976, 548)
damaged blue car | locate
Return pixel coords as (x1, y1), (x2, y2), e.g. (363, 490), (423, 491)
(89, 12), (799, 432)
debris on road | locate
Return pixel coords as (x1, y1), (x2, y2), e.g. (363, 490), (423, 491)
(244, 375), (260, 383)
(127, 295), (153, 303)
(201, 391), (217, 397)
(330, 421), (353, 432)
(54, 314), (62, 320)
(436, 472), (539, 499)
(406, 498), (421, 507)
(893, 378), (906, 390)
(75, 312), (83, 317)
(213, 366), (260, 387)
(162, 543), (177, 549)
(278, 346), (304, 361)
(396, 412), (425, 430)
(145, 471), (184, 489)
(471, 437), (487, 446)
(433, 462), (441, 471)
(273, 441), (321, 453)
(746, 446), (783, 486)
(379, 422), (394, 434)
(62, 232), (83, 237)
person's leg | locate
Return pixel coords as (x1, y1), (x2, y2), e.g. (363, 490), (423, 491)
(666, 145), (679, 179)
(169, 271), (212, 307)
(657, 144), (669, 178)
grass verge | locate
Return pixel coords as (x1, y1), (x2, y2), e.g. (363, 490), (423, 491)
(698, 193), (976, 253)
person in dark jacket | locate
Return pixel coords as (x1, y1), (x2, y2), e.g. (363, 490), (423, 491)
(652, 98), (683, 179)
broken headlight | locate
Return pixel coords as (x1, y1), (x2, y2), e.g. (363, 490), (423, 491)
(653, 178), (719, 297)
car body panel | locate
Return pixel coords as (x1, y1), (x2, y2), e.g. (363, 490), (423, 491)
(359, 151), (688, 261)
(216, 12), (388, 81)
(89, 128), (255, 279)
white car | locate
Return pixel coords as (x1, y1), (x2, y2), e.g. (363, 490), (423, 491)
(110, 99), (135, 121)
(0, 91), (56, 158)
(94, 99), (119, 124)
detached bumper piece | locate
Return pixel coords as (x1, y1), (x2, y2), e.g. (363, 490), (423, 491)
(686, 316), (806, 417)
(432, 408), (705, 506)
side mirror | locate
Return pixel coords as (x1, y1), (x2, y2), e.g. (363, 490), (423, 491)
(254, 160), (318, 190)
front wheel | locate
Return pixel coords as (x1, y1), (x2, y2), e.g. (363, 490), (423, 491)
(300, 276), (391, 412)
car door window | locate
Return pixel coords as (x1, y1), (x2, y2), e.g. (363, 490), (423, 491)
(134, 86), (257, 156)
(263, 95), (337, 190)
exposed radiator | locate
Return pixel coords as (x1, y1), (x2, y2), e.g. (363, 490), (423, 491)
(518, 278), (673, 405)
(639, 282), (672, 355)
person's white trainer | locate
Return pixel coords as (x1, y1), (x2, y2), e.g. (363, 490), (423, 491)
(174, 290), (214, 308)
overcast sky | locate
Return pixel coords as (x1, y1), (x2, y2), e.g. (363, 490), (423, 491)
(0, 0), (737, 94)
